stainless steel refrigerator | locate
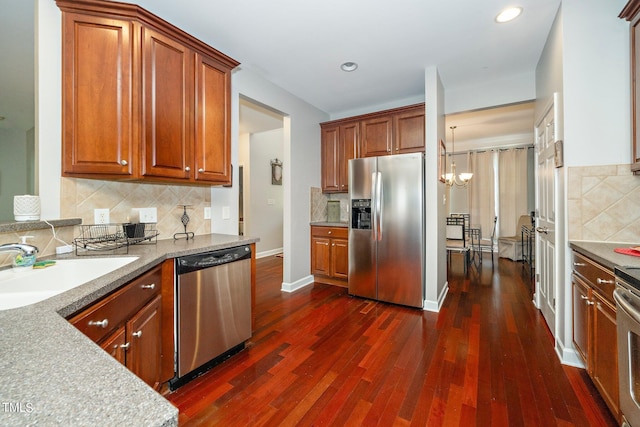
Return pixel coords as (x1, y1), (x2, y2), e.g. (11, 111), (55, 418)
(348, 152), (425, 308)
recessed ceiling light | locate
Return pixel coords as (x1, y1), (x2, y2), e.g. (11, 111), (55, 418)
(495, 6), (523, 23)
(340, 62), (358, 72)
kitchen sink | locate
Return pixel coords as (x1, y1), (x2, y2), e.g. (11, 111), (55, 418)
(0, 256), (139, 310)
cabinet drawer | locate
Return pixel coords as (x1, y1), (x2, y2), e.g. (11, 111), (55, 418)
(70, 264), (162, 343)
(571, 252), (615, 303)
(311, 226), (348, 239)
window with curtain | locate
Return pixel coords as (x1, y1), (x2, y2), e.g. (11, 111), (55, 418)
(465, 147), (532, 242)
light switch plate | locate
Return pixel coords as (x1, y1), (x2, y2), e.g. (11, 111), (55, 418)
(204, 207), (211, 219)
(222, 206), (230, 220)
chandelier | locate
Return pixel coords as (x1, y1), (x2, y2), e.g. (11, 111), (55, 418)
(444, 126), (473, 187)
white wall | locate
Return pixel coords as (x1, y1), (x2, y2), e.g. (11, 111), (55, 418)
(0, 129), (30, 220)
(446, 71), (536, 115)
(562, 0), (630, 167)
(35, 0), (61, 220)
(249, 129), (284, 256)
(223, 67), (329, 288)
(425, 66), (448, 312)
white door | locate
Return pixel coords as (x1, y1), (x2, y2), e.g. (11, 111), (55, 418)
(534, 95), (558, 332)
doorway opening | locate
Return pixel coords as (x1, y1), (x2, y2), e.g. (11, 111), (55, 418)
(238, 96), (285, 258)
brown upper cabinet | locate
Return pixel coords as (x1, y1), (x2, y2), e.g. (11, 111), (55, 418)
(621, 0), (640, 173)
(320, 103), (424, 193)
(57, 0), (239, 185)
(320, 121), (358, 192)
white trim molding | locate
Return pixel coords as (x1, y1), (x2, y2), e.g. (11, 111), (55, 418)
(281, 274), (314, 293)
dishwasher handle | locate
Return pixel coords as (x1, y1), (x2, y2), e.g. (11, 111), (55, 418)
(177, 245), (251, 275)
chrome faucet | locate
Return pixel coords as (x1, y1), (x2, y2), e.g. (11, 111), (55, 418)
(0, 243), (39, 256)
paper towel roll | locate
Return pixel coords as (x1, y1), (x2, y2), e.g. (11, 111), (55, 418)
(14, 195), (41, 221)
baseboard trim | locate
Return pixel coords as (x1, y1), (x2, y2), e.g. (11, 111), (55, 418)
(281, 275), (314, 293)
(556, 339), (585, 368)
(423, 282), (449, 312)
(256, 248), (283, 259)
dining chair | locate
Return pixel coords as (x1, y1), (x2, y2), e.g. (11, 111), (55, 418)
(478, 216), (497, 267)
(446, 217), (470, 272)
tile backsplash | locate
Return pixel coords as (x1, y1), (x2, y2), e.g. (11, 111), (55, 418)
(568, 164), (640, 242)
(310, 187), (348, 223)
(61, 178), (211, 239)
(0, 225), (75, 268)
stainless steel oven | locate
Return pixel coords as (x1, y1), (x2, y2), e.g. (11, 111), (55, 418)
(614, 271), (640, 426)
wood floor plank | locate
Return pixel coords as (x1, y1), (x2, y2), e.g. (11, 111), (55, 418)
(165, 255), (618, 426)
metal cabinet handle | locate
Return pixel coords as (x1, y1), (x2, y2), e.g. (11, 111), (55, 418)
(580, 295), (589, 300)
(198, 168), (205, 173)
(141, 283), (155, 290)
(88, 319), (109, 328)
(597, 278), (614, 285)
(132, 331), (142, 338)
(573, 262), (586, 267)
(120, 160), (128, 166)
(332, 243), (335, 246)
(586, 300), (595, 306)
(185, 166), (191, 172)
(120, 342), (130, 349)
(328, 231), (332, 234)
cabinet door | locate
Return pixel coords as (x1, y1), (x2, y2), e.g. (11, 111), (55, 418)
(361, 116), (393, 157)
(321, 126), (340, 192)
(394, 109), (425, 154)
(127, 295), (162, 389)
(61, 13), (134, 176)
(331, 238), (349, 280)
(194, 53), (232, 184)
(592, 291), (620, 419)
(572, 276), (590, 365)
(338, 122), (359, 191)
(101, 326), (126, 365)
(311, 237), (331, 276)
(141, 27), (193, 180)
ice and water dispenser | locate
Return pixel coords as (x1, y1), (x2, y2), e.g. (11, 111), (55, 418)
(351, 199), (371, 230)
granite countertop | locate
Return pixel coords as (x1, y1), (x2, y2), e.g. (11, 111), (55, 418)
(310, 221), (348, 227)
(0, 233), (259, 427)
(569, 240), (640, 271)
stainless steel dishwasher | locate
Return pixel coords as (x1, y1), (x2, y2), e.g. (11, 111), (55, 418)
(170, 245), (251, 389)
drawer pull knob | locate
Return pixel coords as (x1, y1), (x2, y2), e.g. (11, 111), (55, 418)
(132, 331), (142, 338)
(88, 319), (109, 328)
(141, 283), (156, 290)
(586, 300), (595, 306)
(580, 295), (589, 300)
(120, 160), (128, 166)
(573, 262), (586, 267)
(198, 168), (205, 173)
(185, 166), (191, 172)
(120, 342), (130, 350)
(328, 231), (332, 234)
(596, 278), (614, 285)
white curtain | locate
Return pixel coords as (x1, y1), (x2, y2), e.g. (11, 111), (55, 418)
(468, 151), (495, 241)
(498, 148), (529, 237)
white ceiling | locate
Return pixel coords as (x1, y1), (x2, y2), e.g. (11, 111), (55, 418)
(2, 0), (559, 145)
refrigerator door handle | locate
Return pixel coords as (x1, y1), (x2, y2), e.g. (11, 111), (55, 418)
(376, 172), (383, 241)
(371, 172), (378, 241)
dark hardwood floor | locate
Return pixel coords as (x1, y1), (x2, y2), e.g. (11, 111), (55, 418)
(166, 254), (617, 426)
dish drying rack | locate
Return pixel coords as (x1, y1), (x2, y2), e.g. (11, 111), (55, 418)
(73, 223), (159, 255)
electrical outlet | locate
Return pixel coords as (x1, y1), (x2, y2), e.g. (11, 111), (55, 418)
(204, 207), (211, 219)
(138, 207), (157, 223)
(267, 198), (275, 205)
(222, 206), (230, 220)
(94, 209), (109, 224)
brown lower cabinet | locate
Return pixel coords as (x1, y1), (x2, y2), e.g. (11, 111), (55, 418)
(311, 225), (348, 287)
(571, 251), (620, 422)
(68, 260), (174, 391)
